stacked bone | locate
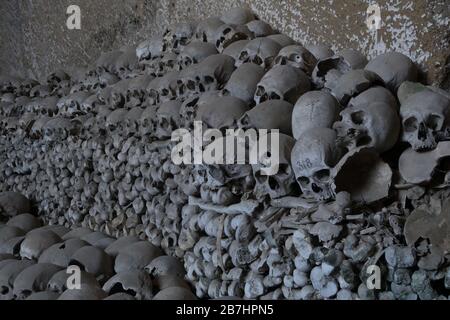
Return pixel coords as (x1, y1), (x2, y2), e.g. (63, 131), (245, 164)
(0, 6), (449, 300)
(0, 195), (195, 300)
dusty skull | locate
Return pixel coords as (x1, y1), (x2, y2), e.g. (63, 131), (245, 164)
(237, 37), (282, 69)
(20, 229), (62, 260)
(147, 71), (179, 105)
(69, 246), (114, 282)
(222, 63), (265, 105)
(331, 69), (384, 106)
(365, 52), (418, 92)
(195, 96), (249, 130)
(266, 33), (296, 47)
(222, 40), (250, 63)
(254, 65), (311, 104)
(245, 20), (274, 38)
(177, 42), (218, 70)
(195, 17), (225, 43)
(103, 270), (153, 300)
(273, 45), (317, 75)
(400, 90), (450, 151)
(238, 100), (294, 135)
(155, 100), (182, 139)
(163, 21), (196, 52)
(333, 101), (400, 153)
(38, 238), (88, 268)
(348, 86), (398, 110)
(13, 263), (63, 300)
(291, 128), (344, 200)
(212, 23), (251, 52)
(292, 90), (340, 140)
(136, 36), (166, 61)
(252, 133), (297, 199)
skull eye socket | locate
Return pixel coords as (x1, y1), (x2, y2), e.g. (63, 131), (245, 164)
(426, 114), (443, 131)
(314, 169), (330, 182)
(403, 116), (418, 132)
(297, 176), (310, 188)
(223, 28), (232, 35)
(350, 111), (365, 125)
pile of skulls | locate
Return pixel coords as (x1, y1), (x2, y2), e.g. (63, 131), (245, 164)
(0, 7), (449, 300)
(0, 200), (195, 300)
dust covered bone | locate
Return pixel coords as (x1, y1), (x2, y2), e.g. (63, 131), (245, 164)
(0, 6), (449, 301)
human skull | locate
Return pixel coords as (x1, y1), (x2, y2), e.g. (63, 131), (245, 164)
(155, 100), (182, 139)
(252, 133), (297, 199)
(145, 255), (186, 278)
(245, 20), (274, 38)
(212, 23), (251, 52)
(400, 90), (450, 151)
(254, 65), (311, 105)
(147, 71), (179, 105)
(365, 52), (418, 92)
(6, 214), (41, 233)
(13, 263), (63, 300)
(291, 128), (344, 200)
(163, 21), (196, 53)
(114, 241), (162, 273)
(222, 63), (265, 105)
(38, 238), (88, 267)
(195, 96), (249, 130)
(273, 45), (317, 75)
(292, 90), (340, 139)
(0, 260), (35, 300)
(195, 17), (224, 43)
(177, 42), (218, 70)
(237, 38), (282, 69)
(179, 91), (219, 129)
(238, 100), (294, 135)
(136, 36), (166, 62)
(177, 55), (235, 96)
(95, 50), (123, 74)
(43, 117), (79, 142)
(105, 109), (128, 132)
(331, 69), (384, 106)
(20, 229), (62, 260)
(69, 246), (114, 282)
(348, 86), (398, 110)
(333, 101), (400, 153)
(266, 34), (296, 47)
(222, 40), (250, 63)
(103, 270), (153, 300)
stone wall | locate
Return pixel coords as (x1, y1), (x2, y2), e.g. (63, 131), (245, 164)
(0, 0), (448, 87)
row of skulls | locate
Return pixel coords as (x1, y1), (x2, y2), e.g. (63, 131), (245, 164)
(0, 6), (450, 301)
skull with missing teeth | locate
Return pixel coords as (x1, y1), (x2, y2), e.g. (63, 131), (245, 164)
(291, 128), (344, 201)
(400, 90), (450, 151)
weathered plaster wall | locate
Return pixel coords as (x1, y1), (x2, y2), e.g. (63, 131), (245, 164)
(0, 0), (448, 87)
